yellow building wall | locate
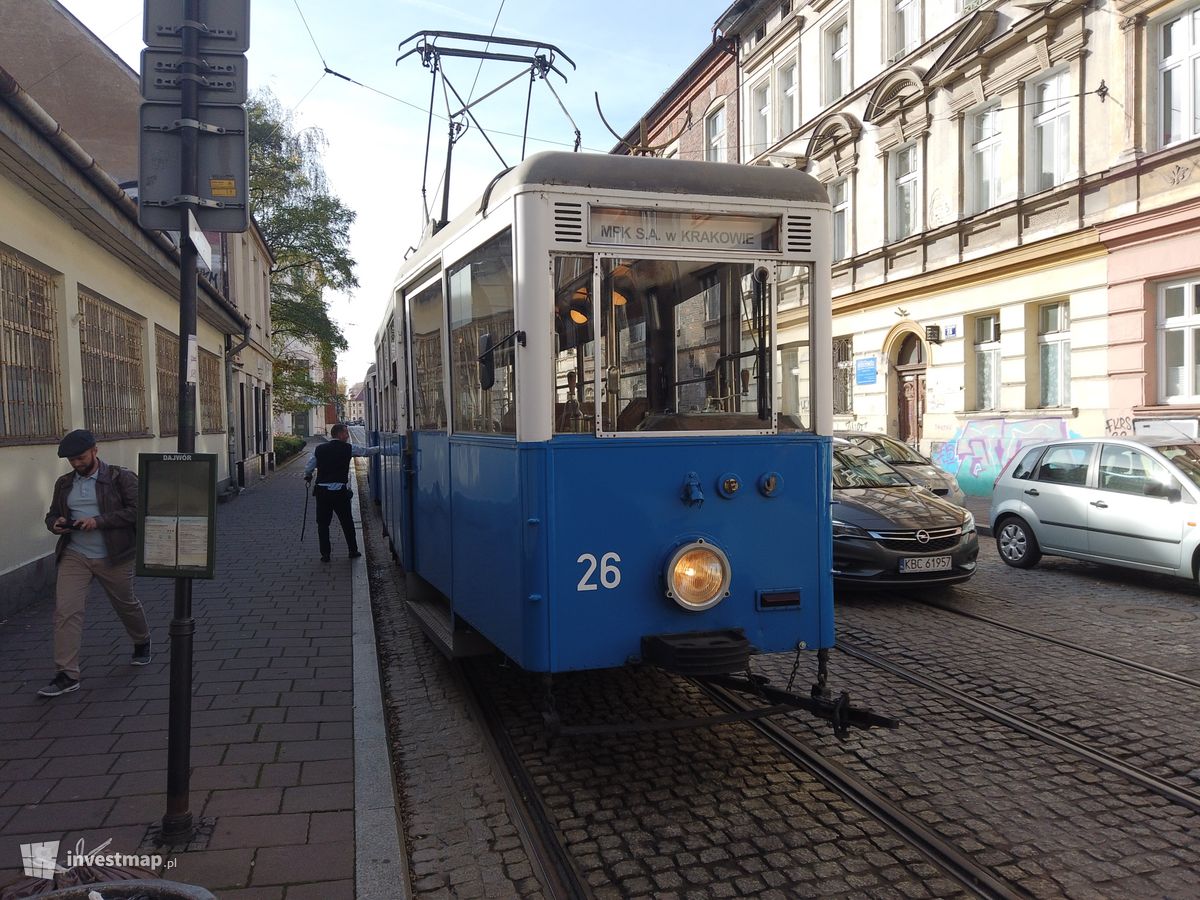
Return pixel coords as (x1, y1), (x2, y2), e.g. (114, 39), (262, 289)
(0, 173), (229, 587)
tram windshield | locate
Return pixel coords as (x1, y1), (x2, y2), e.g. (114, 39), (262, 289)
(552, 255), (811, 434)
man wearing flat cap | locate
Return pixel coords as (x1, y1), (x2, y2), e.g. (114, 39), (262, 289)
(40, 429), (152, 697)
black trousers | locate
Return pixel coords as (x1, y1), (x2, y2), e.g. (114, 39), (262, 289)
(314, 486), (357, 557)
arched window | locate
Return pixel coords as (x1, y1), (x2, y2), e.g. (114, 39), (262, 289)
(897, 333), (925, 367)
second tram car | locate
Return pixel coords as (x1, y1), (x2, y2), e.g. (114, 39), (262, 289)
(371, 151), (842, 691)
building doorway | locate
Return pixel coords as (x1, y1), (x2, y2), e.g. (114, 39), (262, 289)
(894, 332), (926, 446)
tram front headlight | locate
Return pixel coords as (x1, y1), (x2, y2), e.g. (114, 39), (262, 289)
(665, 541), (731, 611)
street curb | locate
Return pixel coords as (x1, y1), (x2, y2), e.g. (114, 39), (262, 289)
(350, 460), (411, 900)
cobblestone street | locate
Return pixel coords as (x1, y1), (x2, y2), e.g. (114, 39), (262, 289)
(365, 484), (1200, 898)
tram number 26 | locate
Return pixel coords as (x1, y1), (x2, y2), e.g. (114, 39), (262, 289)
(576, 552), (622, 591)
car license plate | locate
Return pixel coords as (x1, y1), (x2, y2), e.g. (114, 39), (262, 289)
(899, 556), (952, 573)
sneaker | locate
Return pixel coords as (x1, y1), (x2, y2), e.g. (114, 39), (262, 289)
(38, 672), (80, 697)
(348, 551), (362, 559)
(320, 554), (331, 562)
(132, 641), (152, 666)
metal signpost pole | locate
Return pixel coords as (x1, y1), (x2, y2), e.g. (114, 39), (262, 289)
(162, 0), (201, 843)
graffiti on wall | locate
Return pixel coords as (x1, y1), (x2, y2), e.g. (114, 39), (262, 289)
(932, 417), (1080, 497)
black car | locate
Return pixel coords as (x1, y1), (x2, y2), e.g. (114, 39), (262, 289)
(832, 442), (978, 589)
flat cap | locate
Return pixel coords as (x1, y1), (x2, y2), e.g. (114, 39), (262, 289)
(57, 429), (96, 458)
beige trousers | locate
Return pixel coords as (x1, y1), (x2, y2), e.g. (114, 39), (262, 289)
(54, 549), (150, 679)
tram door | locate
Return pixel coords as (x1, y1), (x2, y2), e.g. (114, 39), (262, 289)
(407, 277), (454, 598)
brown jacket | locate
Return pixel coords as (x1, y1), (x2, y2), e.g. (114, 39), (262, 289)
(44, 461), (139, 563)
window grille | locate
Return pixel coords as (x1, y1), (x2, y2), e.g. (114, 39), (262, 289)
(833, 336), (853, 414)
(78, 289), (147, 439)
(200, 347), (223, 432)
(156, 326), (179, 436)
(0, 251), (62, 443)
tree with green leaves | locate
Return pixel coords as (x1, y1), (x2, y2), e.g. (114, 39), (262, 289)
(248, 88), (357, 414)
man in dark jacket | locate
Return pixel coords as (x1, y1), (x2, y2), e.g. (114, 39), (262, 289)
(40, 429), (152, 697)
(302, 423), (380, 561)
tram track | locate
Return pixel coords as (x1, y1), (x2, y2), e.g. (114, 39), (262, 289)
(835, 638), (1200, 815)
(693, 678), (1027, 900)
(458, 658), (594, 900)
(913, 597), (1200, 690)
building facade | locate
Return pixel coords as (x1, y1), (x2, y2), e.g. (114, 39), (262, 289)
(0, 1), (273, 610)
(671, 0), (1200, 493)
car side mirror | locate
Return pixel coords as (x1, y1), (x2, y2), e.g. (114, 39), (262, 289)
(478, 333), (495, 391)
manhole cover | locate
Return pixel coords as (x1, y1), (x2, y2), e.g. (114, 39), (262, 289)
(1099, 604), (1199, 624)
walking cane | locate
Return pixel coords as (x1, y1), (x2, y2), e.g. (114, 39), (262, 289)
(300, 477), (310, 541)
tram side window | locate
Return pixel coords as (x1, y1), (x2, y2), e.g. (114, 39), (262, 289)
(410, 280), (446, 430)
(777, 263), (813, 432)
(553, 254), (596, 434)
(448, 230), (516, 434)
(599, 258), (766, 432)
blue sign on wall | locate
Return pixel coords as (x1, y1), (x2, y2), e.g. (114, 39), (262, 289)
(855, 357), (877, 385)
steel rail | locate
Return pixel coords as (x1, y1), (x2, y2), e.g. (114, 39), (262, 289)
(837, 639), (1200, 814)
(696, 680), (1030, 900)
(458, 659), (594, 900)
(913, 597), (1200, 690)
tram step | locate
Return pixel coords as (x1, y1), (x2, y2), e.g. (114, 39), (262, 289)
(404, 583), (492, 658)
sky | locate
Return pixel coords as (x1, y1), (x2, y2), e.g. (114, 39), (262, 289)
(57, 0), (727, 387)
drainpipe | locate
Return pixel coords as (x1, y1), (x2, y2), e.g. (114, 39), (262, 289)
(224, 324), (252, 495)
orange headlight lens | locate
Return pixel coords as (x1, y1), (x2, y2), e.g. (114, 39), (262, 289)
(666, 542), (730, 610)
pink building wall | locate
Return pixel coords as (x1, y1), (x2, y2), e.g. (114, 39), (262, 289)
(1100, 198), (1200, 427)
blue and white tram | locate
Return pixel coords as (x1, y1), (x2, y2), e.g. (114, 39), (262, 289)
(372, 152), (870, 721)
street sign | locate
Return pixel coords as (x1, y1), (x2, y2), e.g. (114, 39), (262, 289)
(144, 0), (250, 52)
(187, 210), (213, 270)
(140, 48), (248, 104)
(138, 102), (249, 233)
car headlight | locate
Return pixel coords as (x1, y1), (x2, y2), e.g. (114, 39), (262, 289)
(832, 519), (869, 538)
(962, 510), (975, 532)
(664, 541), (731, 611)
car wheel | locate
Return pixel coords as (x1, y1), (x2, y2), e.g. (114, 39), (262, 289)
(995, 517), (1042, 569)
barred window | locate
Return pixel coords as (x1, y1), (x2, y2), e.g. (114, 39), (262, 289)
(156, 326), (179, 437)
(0, 251), (63, 443)
(199, 347), (223, 433)
(833, 336), (853, 414)
(78, 289), (147, 438)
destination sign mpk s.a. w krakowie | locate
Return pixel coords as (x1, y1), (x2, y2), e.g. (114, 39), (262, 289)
(588, 207), (779, 252)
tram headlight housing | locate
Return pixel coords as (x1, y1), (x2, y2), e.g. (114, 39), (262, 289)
(664, 540), (731, 611)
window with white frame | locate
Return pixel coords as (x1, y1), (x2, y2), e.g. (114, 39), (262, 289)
(1158, 7), (1200, 146)
(751, 78), (771, 156)
(705, 105), (726, 162)
(826, 20), (849, 103)
(1038, 300), (1070, 407)
(890, 143), (919, 240)
(1028, 70), (1071, 192)
(968, 104), (1002, 214)
(779, 62), (798, 136)
(892, 0), (919, 60)
(973, 313), (1001, 410)
(1159, 277), (1200, 402)
(830, 178), (849, 261)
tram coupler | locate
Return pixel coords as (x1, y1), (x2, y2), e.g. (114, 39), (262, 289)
(698, 672), (900, 739)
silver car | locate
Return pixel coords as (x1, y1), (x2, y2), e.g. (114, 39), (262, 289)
(990, 436), (1200, 583)
(836, 431), (967, 507)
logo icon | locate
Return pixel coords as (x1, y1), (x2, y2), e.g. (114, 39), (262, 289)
(19, 841), (62, 880)
(915, 530), (931, 544)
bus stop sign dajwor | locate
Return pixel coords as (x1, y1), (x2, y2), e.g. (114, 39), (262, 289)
(136, 453), (218, 580)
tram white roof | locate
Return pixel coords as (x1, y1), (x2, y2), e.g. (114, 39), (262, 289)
(390, 151), (828, 296)
(487, 151), (829, 208)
